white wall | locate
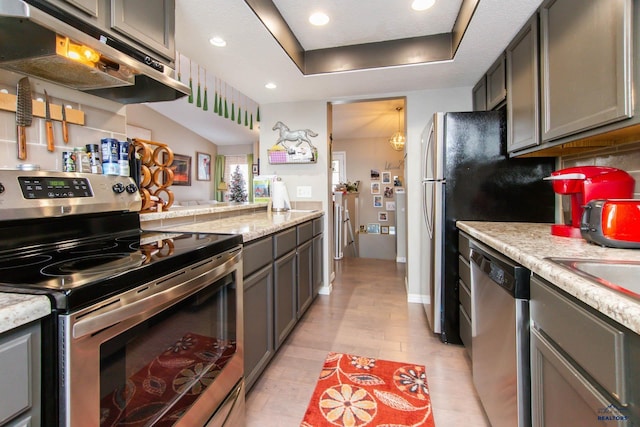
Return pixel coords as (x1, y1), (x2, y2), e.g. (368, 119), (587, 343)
(126, 104), (219, 202)
(259, 101), (332, 291)
(260, 88), (471, 298)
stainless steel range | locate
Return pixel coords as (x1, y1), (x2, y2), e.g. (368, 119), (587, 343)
(0, 170), (244, 427)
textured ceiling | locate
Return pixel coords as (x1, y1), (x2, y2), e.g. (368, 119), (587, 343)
(146, 0), (543, 144)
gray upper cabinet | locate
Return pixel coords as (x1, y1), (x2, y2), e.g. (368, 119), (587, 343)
(110, 0), (175, 61)
(506, 15), (540, 153)
(472, 76), (487, 111)
(59, 0), (100, 17)
(486, 54), (507, 110)
(540, 0), (633, 142)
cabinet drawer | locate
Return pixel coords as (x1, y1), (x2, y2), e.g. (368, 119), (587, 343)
(458, 256), (471, 290)
(297, 221), (313, 244)
(313, 217), (324, 236)
(458, 232), (471, 261)
(273, 228), (296, 259)
(459, 278), (471, 320)
(531, 278), (627, 403)
(460, 304), (472, 357)
(243, 237), (273, 278)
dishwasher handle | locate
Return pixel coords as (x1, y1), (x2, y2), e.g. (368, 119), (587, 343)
(470, 246), (530, 299)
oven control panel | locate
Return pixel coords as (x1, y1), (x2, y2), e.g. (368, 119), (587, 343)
(18, 176), (93, 199)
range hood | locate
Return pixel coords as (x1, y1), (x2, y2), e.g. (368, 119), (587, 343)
(0, 0), (190, 104)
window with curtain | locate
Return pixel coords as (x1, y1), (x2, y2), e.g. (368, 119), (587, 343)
(224, 155), (249, 201)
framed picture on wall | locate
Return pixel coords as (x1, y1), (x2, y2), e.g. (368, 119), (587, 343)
(366, 223), (380, 234)
(371, 182), (380, 194)
(196, 152), (211, 181)
(378, 212), (388, 222)
(370, 169), (380, 180)
(381, 171), (391, 184)
(252, 163), (259, 174)
(384, 186), (394, 198)
(373, 195), (382, 208)
(381, 225), (389, 234)
(386, 201), (396, 211)
(164, 153), (191, 186)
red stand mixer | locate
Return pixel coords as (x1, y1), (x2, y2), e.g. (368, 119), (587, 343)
(545, 166), (635, 238)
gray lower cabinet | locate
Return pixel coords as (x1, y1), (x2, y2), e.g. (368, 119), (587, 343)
(530, 275), (640, 426)
(506, 14), (540, 153)
(274, 249), (297, 350)
(297, 240), (313, 316)
(540, 0), (633, 142)
(243, 217), (324, 391)
(457, 232), (472, 357)
(243, 264), (274, 391)
(0, 321), (41, 427)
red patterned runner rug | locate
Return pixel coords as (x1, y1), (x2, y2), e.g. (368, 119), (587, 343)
(301, 352), (435, 427)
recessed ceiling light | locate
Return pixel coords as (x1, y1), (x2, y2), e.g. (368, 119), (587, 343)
(412, 0), (436, 11)
(265, 82), (277, 89)
(309, 12), (329, 26)
(209, 36), (226, 47)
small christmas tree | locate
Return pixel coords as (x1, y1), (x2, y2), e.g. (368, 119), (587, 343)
(228, 165), (247, 202)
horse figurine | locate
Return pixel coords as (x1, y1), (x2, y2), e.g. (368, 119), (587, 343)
(272, 121), (318, 148)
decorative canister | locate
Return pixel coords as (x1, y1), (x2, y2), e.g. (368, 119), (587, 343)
(118, 140), (130, 177)
(101, 138), (119, 175)
(74, 147), (91, 173)
(86, 144), (103, 174)
(62, 151), (76, 172)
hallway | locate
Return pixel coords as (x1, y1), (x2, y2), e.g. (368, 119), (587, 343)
(245, 257), (490, 426)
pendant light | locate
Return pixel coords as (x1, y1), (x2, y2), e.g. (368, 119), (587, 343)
(389, 106), (405, 151)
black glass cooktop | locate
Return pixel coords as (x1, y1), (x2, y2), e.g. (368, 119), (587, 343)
(0, 229), (241, 310)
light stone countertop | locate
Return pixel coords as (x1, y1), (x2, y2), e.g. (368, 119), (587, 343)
(0, 294), (50, 335)
(147, 209), (324, 243)
(139, 202), (268, 221)
(457, 221), (640, 335)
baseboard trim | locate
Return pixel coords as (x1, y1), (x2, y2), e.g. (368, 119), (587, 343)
(406, 293), (423, 304)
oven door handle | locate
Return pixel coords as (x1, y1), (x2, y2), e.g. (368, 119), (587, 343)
(72, 250), (241, 339)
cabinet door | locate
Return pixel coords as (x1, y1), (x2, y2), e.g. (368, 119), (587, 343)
(273, 250), (297, 350)
(486, 54), (507, 110)
(472, 76), (487, 111)
(507, 15), (540, 152)
(531, 328), (626, 427)
(312, 234), (323, 296)
(297, 240), (313, 317)
(243, 264), (274, 391)
(110, 0), (175, 60)
(540, 0), (632, 142)
(55, 0), (100, 17)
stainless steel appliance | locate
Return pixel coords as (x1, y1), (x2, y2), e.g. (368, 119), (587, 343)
(419, 110), (555, 343)
(0, 0), (189, 103)
(470, 241), (531, 427)
(0, 170), (244, 426)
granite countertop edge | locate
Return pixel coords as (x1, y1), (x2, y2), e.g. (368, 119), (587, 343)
(0, 294), (51, 335)
(457, 221), (640, 335)
(140, 202), (269, 221)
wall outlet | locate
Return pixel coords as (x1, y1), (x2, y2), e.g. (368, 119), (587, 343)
(296, 186), (312, 198)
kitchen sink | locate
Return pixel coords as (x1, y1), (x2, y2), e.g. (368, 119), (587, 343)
(548, 258), (640, 299)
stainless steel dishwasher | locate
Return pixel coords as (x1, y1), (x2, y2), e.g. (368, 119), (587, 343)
(470, 241), (531, 427)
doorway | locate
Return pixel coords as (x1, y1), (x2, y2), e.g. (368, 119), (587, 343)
(330, 97), (406, 261)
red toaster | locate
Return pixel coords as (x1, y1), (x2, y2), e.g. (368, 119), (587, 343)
(581, 199), (640, 248)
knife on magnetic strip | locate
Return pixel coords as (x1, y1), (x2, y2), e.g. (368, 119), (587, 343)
(16, 77), (33, 160)
(61, 103), (69, 143)
(44, 90), (54, 151)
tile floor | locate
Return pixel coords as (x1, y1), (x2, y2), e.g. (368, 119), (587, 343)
(245, 257), (490, 426)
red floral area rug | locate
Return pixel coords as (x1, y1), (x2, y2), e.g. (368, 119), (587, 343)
(100, 332), (236, 427)
(301, 352), (435, 427)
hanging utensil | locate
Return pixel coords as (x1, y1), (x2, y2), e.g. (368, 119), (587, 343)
(196, 65), (202, 108)
(44, 90), (54, 151)
(16, 77), (33, 160)
(203, 68), (208, 111)
(61, 104), (69, 143)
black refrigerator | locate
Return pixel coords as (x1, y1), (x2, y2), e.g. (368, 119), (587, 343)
(419, 110), (555, 344)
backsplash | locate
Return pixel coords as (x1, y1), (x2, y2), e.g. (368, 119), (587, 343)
(560, 141), (640, 198)
(0, 72), (125, 171)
